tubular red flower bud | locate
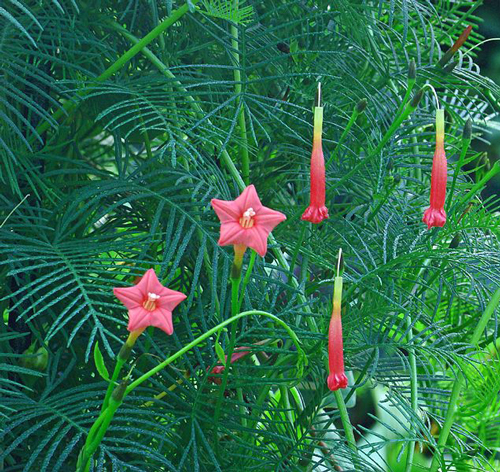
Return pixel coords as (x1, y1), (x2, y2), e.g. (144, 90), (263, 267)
(438, 25), (472, 67)
(327, 261), (348, 391)
(451, 25), (472, 53)
(302, 96), (329, 224)
(423, 109), (447, 229)
(208, 346), (252, 384)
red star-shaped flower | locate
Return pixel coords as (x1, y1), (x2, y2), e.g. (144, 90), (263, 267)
(113, 269), (186, 335)
(211, 185), (286, 257)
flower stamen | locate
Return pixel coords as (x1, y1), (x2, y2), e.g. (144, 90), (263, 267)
(239, 207), (256, 229)
(143, 292), (160, 311)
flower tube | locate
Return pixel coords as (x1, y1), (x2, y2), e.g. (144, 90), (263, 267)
(423, 109), (447, 229)
(302, 83), (329, 224)
(327, 250), (348, 391)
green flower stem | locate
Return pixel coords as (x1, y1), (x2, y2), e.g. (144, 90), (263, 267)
(325, 106), (360, 169)
(79, 399), (122, 472)
(238, 249), (257, 311)
(429, 285), (500, 472)
(333, 390), (356, 451)
(79, 311), (303, 471)
(446, 134), (472, 213)
(288, 224), (307, 281)
(366, 180), (398, 223)
(125, 310), (303, 396)
(100, 357), (126, 413)
(394, 76), (416, 122)
(410, 123), (422, 181)
(404, 314), (418, 472)
(212, 276), (241, 424)
(230, 1), (250, 184)
(35, 0), (200, 137)
(453, 162), (500, 211)
(329, 92), (423, 195)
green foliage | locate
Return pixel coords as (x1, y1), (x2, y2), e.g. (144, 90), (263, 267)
(1, 0), (500, 471)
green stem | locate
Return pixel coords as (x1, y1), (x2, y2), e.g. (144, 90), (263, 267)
(213, 276), (241, 423)
(80, 311), (304, 471)
(404, 315), (418, 472)
(446, 135), (471, 213)
(429, 286), (500, 472)
(78, 400), (122, 472)
(125, 310), (303, 395)
(329, 93), (422, 195)
(366, 181), (397, 223)
(36, 0), (200, 137)
(238, 250), (257, 311)
(326, 107), (359, 169)
(453, 162), (500, 211)
(230, 2), (250, 184)
(333, 390), (356, 451)
(101, 357), (125, 413)
(289, 224), (307, 280)
(410, 123), (422, 181)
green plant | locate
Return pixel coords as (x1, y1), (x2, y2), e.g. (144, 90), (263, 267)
(2, 1), (500, 471)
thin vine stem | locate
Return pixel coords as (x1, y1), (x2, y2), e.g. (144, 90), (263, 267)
(429, 285), (500, 472)
(333, 390), (357, 451)
(125, 310), (304, 395)
(35, 0), (201, 137)
(230, 1), (250, 184)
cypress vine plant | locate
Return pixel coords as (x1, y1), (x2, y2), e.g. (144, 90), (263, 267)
(2, 1), (500, 471)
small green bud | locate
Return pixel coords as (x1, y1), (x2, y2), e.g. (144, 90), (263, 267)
(384, 175), (394, 187)
(449, 233), (461, 249)
(21, 345), (49, 372)
(355, 98), (368, 114)
(408, 59), (416, 81)
(410, 87), (425, 108)
(118, 343), (133, 362)
(443, 60), (459, 74)
(438, 48), (454, 68)
(463, 118), (472, 141)
(393, 174), (401, 184)
(483, 154), (491, 171)
(277, 42), (290, 54)
(111, 380), (129, 403)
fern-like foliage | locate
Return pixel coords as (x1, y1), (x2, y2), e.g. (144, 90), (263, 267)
(1, 0), (500, 471)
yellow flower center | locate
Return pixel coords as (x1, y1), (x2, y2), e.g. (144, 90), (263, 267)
(143, 292), (160, 311)
(239, 207), (256, 229)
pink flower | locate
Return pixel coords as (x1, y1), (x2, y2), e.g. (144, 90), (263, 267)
(423, 109), (447, 229)
(302, 85), (329, 224)
(211, 185), (286, 257)
(113, 269), (186, 335)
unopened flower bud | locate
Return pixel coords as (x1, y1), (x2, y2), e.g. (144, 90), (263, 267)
(443, 60), (459, 74)
(463, 118), (472, 141)
(393, 174), (401, 184)
(356, 98), (368, 114)
(277, 42), (290, 54)
(408, 59), (416, 81)
(410, 87), (425, 108)
(449, 233), (461, 248)
(21, 346), (49, 372)
(111, 379), (129, 403)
